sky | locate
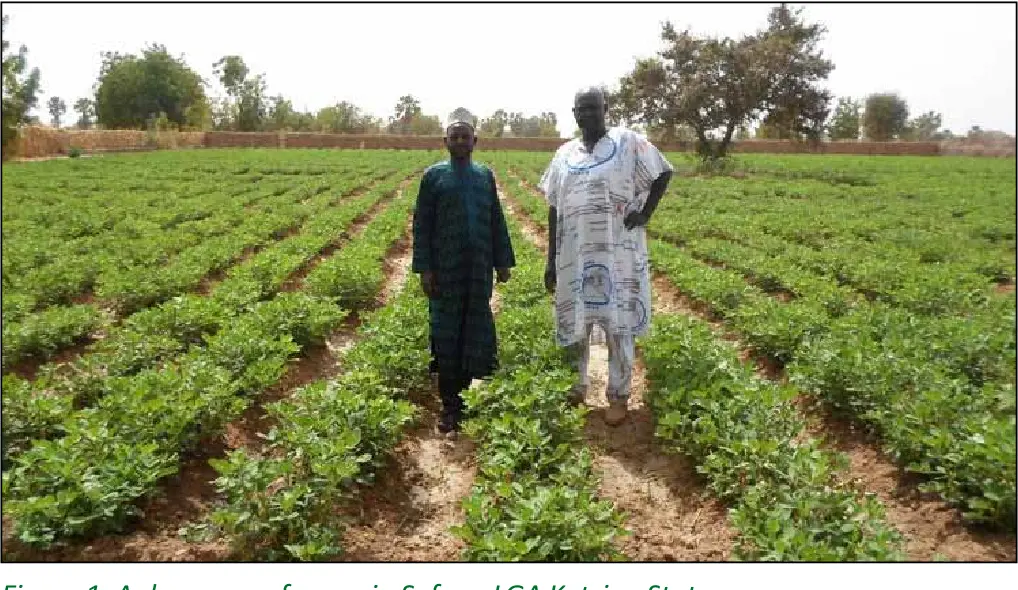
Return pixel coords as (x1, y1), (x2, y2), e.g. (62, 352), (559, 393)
(2, 1), (1016, 138)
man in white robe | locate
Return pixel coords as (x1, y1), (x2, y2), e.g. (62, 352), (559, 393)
(539, 86), (674, 426)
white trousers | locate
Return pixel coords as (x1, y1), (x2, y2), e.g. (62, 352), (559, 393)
(567, 324), (636, 403)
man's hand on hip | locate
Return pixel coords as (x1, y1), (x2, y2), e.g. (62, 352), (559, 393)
(544, 265), (556, 293)
(496, 267), (511, 283)
(624, 211), (649, 230)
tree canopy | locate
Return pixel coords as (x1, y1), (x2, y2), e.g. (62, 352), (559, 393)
(2, 15), (43, 155)
(94, 44), (208, 130)
(862, 93), (909, 141)
(609, 4), (834, 159)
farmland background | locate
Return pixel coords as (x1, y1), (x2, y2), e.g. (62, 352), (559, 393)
(11, 126), (1018, 160)
(1, 146), (1014, 562)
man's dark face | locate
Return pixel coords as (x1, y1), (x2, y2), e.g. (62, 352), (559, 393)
(572, 92), (606, 134)
(444, 123), (475, 159)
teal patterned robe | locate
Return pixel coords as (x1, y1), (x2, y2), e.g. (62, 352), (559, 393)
(411, 160), (516, 379)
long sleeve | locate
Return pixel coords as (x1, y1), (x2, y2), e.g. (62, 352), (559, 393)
(411, 170), (435, 273)
(538, 153), (561, 208)
(489, 169), (516, 269)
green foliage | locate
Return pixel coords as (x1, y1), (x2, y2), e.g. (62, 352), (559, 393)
(1, 375), (73, 467)
(478, 109), (508, 137)
(73, 97), (94, 129)
(212, 264), (428, 560)
(828, 97), (861, 141)
(2, 292), (348, 547)
(0, 152), (432, 473)
(451, 196), (627, 562)
(1, 304), (103, 372)
(387, 94), (442, 135)
(94, 44), (207, 130)
(610, 5), (833, 159)
(642, 312), (903, 560)
(901, 111), (945, 141)
(862, 93), (909, 141)
(2, 15), (43, 157)
(46, 96), (66, 128)
(314, 101), (379, 134)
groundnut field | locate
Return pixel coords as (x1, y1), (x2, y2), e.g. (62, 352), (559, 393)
(1, 149), (1015, 562)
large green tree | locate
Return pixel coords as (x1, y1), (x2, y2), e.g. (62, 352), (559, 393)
(387, 94), (441, 135)
(901, 110), (944, 141)
(609, 4), (833, 159)
(2, 15), (43, 156)
(478, 109), (508, 137)
(827, 97), (861, 140)
(507, 111), (559, 137)
(213, 55), (269, 131)
(388, 94), (422, 135)
(316, 101), (378, 133)
(862, 93), (909, 141)
(94, 44), (208, 129)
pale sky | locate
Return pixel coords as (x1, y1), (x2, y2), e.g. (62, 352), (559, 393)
(3, 1), (1016, 137)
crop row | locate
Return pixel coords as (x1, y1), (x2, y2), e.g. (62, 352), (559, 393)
(651, 218), (1003, 316)
(2, 175), (300, 303)
(209, 172), (429, 559)
(497, 168), (907, 559)
(1, 177), (344, 372)
(450, 180), (627, 561)
(500, 159), (1015, 528)
(210, 262), (430, 560)
(642, 313), (903, 559)
(505, 154), (1015, 290)
(1, 165), (429, 547)
(647, 240), (1016, 528)
(1, 291), (348, 547)
(1, 167), (419, 468)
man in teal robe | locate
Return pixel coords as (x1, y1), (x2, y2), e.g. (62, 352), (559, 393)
(412, 120), (516, 434)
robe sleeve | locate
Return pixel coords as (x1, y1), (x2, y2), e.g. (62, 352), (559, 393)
(488, 168), (516, 269)
(633, 131), (674, 195)
(411, 169), (435, 273)
(538, 152), (561, 208)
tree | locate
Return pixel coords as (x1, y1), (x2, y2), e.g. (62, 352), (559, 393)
(478, 109), (508, 137)
(212, 56), (248, 98)
(902, 110), (943, 141)
(73, 97), (95, 129)
(235, 75), (268, 131)
(388, 94), (422, 135)
(862, 93), (909, 141)
(315, 101), (376, 133)
(267, 95), (294, 131)
(754, 5), (834, 142)
(609, 4), (833, 160)
(387, 94), (440, 135)
(447, 106), (477, 128)
(2, 15), (43, 156)
(213, 55), (268, 131)
(828, 97), (861, 140)
(183, 98), (213, 131)
(503, 111), (558, 137)
(47, 96), (66, 128)
(538, 111), (558, 137)
(94, 44), (207, 130)
(409, 114), (442, 136)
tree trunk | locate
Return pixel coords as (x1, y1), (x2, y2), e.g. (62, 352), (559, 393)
(694, 126), (714, 160)
(716, 121), (737, 159)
